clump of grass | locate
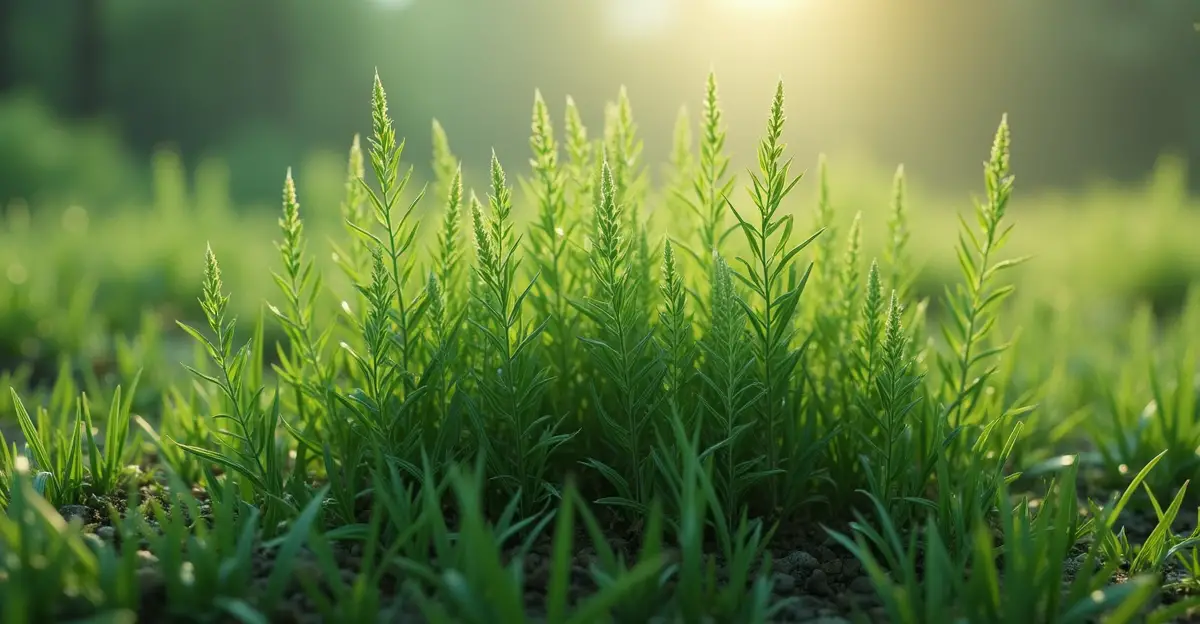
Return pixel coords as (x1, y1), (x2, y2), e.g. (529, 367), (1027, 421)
(0, 457), (137, 621)
(1, 70), (1198, 623)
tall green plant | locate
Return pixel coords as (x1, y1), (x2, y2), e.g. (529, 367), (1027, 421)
(656, 240), (695, 419)
(173, 247), (289, 523)
(677, 71), (736, 283)
(431, 118), (459, 209)
(433, 163), (465, 321)
(727, 80), (822, 513)
(884, 164), (913, 301)
(938, 115), (1029, 430)
(524, 91), (578, 397)
(269, 170), (334, 448)
(696, 254), (763, 522)
(354, 72), (428, 400)
(332, 134), (371, 286)
(859, 289), (926, 513)
(578, 159), (665, 511)
(563, 95), (595, 225)
(468, 153), (573, 512)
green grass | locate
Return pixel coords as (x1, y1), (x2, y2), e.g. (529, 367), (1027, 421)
(2, 70), (1200, 622)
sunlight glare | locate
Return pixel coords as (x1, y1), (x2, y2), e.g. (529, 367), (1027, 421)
(609, 0), (673, 39)
(716, 0), (812, 12)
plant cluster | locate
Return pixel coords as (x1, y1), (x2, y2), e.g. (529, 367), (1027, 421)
(1, 71), (1199, 622)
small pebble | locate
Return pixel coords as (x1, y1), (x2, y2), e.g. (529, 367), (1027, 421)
(821, 558), (843, 577)
(805, 568), (832, 595)
(59, 505), (91, 522)
(96, 526), (116, 541)
(772, 572), (797, 593)
(849, 576), (876, 594)
(782, 550), (820, 571)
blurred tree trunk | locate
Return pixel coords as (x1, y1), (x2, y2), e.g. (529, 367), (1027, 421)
(73, 0), (102, 116)
(0, 0), (13, 92)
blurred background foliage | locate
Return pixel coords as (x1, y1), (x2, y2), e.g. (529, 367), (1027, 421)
(2, 0), (1199, 204)
(0, 0), (1198, 399)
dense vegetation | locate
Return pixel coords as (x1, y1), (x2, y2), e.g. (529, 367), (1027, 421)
(3, 71), (1200, 622)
